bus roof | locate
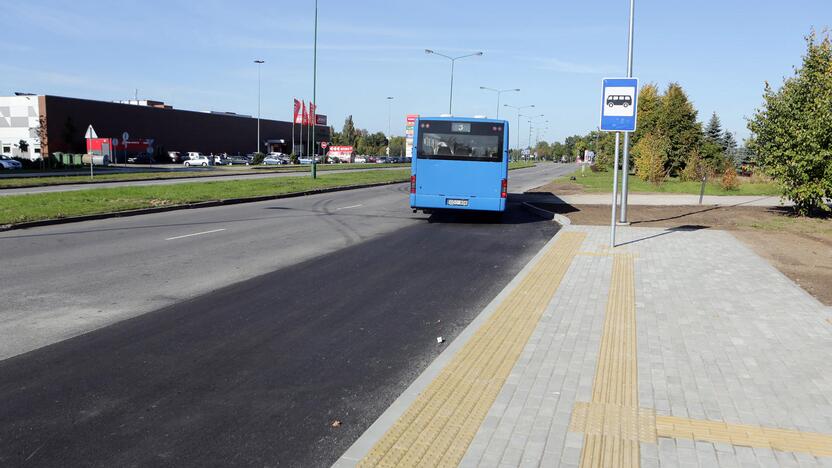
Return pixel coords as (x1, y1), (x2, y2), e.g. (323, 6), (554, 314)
(417, 116), (508, 125)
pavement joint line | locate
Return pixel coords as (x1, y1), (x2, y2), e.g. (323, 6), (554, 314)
(164, 228), (226, 240)
(354, 231), (586, 467)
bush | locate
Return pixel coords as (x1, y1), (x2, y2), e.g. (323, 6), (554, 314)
(632, 132), (669, 185)
(681, 149), (705, 182)
(748, 31), (832, 215)
(250, 152), (265, 165)
(721, 167), (740, 191)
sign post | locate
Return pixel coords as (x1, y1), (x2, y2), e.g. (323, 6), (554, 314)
(122, 131), (130, 165)
(600, 77), (639, 247)
(84, 125), (98, 179)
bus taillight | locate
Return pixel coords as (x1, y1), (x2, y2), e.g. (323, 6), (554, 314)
(410, 175), (416, 194)
(500, 179), (507, 198)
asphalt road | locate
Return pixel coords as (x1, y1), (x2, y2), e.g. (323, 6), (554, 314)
(0, 163), (575, 467)
(0, 163), (573, 360)
(0, 166), (406, 196)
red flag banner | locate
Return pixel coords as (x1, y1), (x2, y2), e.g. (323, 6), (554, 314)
(309, 102), (316, 126)
(301, 101), (309, 126)
(293, 99), (302, 124)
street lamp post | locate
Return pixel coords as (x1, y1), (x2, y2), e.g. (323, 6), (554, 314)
(620, 0), (636, 223)
(524, 114), (545, 161)
(386, 96), (394, 155)
(311, 0), (319, 178)
(254, 60), (264, 154)
(504, 104), (535, 156)
(479, 87), (519, 119)
(425, 49), (483, 114)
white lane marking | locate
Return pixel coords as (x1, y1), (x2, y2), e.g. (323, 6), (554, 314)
(165, 228), (226, 241)
(334, 204), (363, 211)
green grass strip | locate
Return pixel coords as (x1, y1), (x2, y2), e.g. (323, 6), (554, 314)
(0, 170), (410, 225)
(0, 163), (409, 189)
(558, 169), (781, 196)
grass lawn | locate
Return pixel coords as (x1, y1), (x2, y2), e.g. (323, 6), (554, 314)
(0, 169), (410, 225)
(0, 163), (409, 189)
(557, 169), (781, 196)
(508, 161), (536, 170)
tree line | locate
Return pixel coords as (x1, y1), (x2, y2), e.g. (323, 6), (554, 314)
(328, 115), (405, 156)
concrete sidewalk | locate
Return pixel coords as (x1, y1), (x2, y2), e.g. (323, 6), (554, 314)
(337, 224), (832, 467)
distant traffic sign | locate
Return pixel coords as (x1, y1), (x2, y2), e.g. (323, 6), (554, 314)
(84, 125), (98, 139)
(600, 77), (639, 132)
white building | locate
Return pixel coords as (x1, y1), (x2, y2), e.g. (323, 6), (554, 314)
(0, 94), (42, 160)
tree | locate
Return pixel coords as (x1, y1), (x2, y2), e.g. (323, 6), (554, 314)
(704, 112), (724, 146)
(656, 83), (702, 175)
(722, 130), (738, 162)
(633, 83), (661, 146)
(632, 132), (669, 185)
(340, 115), (358, 147)
(748, 30), (832, 215)
(18, 139), (29, 153)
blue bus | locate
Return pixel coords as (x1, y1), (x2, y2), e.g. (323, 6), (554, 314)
(410, 117), (509, 214)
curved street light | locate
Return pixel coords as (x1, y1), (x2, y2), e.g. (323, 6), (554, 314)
(425, 49), (483, 114)
(504, 103), (535, 151)
(480, 87), (519, 119)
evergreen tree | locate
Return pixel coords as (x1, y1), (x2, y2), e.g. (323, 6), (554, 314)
(633, 83), (661, 146)
(705, 112), (723, 145)
(655, 83), (702, 175)
(341, 115), (357, 147)
(748, 30), (832, 215)
(722, 130), (738, 161)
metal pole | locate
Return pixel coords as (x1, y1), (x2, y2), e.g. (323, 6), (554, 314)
(311, 0), (318, 178)
(620, 0), (635, 223)
(254, 60), (264, 154)
(611, 132), (621, 248)
(448, 59), (455, 114)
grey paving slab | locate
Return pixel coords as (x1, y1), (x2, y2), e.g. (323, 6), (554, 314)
(459, 224), (832, 467)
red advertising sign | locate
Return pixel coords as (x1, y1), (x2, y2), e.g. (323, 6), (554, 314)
(316, 114), (327, 125)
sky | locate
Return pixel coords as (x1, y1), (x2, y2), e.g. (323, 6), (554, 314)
(1, 0), (829, 146)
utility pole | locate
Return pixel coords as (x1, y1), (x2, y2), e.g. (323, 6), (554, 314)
(311, 0), (318, 178)
(620, 0), (635, 223)
(254, 60), (264, 154)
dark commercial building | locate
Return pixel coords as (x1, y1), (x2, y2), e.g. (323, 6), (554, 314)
(31, 95), (327, 156)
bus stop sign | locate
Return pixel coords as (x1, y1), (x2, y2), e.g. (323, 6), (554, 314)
(600, 77), (639, 132)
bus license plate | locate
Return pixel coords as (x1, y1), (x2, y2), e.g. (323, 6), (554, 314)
(446, 199), (469, 207)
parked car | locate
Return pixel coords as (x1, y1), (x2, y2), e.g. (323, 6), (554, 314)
(367, 156), (378, 163)
(127, 154), (154, 164)
(262, 155), (287, 165)
(226, 155), (251, 165)
(377, 157), (389, 164)
(0, 155), (22, 170)
(167, 151), (188, 163)
(354, 156), (367, 163)
(184, 155), (210, 167)
(211, 154), (230, 165)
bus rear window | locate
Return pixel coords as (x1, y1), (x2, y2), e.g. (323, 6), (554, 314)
(417, 121), (503, 162)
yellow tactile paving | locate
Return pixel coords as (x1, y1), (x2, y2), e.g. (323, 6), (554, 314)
(570, 401), (832, 458)
(357, 232), (586, 468)
(656, 415), (832, 458)
(569, 402), (657, 444)
(579, 253), (640, 468)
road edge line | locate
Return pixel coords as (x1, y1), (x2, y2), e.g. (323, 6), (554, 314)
(333, 221), (567, 467)
(0, 180), (405, 232)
